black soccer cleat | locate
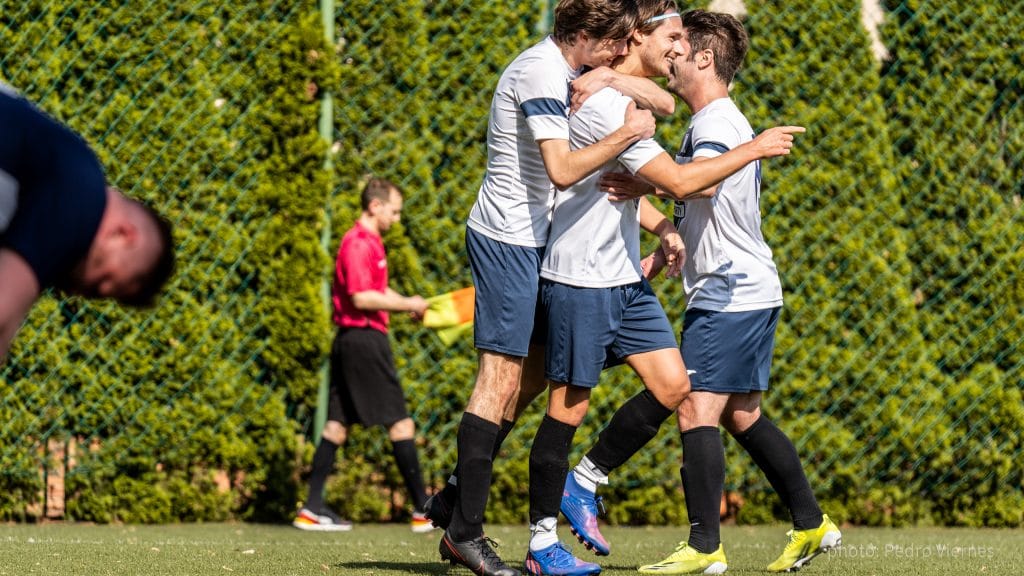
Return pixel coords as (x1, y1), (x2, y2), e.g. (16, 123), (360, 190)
(439, 532), (521, 576)
(424, 489), (455, 530)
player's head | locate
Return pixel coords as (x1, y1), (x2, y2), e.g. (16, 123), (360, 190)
(626, 0), (683, 77)
(66, 188), (175, 307)
(669, 9), (749, 94)
(554, 0), (639, 68)
(361, 177), (403, 233)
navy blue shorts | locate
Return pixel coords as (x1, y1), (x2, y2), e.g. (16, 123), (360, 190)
(542, 279), (679, 388)
(466, 227), (546, 357)
(681, 307), (780, 393)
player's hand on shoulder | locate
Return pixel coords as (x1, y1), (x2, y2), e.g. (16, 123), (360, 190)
(623, 101), (656, 141)
(752, 125), (806, 158)
(570, 66), (614, 113)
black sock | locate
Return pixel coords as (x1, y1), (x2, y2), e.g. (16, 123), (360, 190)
(732, 416), (822, 529)
(391, 439), (428, 512)
(680, 427), (724, 553)
(493, 418), (516, 460)
(529, 414), (578, 524)
(586, 390), (673, 474)
(306, 438), (339, 512)
(443, 418), (515, 506)
(447, 413), (499, 541)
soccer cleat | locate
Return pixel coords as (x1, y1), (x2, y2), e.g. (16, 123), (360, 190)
(638, 542), (727, 574)
(439, 531), (521, 576)
(292, 507), (353, 532)
(766, 514), (842, 572)
(524, 542), (602, 576)
(411, 510), (435, 533)
(560, 473), (610, 556)
(424, 489), (454, 529)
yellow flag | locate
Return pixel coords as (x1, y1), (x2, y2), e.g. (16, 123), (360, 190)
(423, 286), (475, 345)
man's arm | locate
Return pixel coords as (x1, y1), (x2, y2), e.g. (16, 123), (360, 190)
(351, 287), (428, 316)
(636, 126), (804, 200)
(0, 249), (41, 361)
(638, 197), (684, 278)
(538, 100), (655, 190)
(571, 67), (675, 116)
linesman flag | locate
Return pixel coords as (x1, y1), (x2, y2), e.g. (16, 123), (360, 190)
(423, 286), (475, 345)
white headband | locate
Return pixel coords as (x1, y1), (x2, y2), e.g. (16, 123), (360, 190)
(645, 12), (680, 24)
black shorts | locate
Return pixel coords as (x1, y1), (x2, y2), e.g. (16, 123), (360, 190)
(327, 327), (409, 427)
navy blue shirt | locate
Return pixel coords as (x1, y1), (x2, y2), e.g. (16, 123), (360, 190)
(0, 90), (107, 289)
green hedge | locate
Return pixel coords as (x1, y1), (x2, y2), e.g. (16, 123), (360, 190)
(1, 1), (1020, 526)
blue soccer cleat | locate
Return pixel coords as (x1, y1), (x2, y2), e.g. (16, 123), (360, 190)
(560, 473), (610, 556)
(525, 542), (602, 576)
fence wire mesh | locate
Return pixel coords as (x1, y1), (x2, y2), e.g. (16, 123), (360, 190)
(1, 0), (1021, 526)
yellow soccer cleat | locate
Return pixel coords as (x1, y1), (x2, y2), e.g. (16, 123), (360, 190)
(639, 542), (728, 574)
(767, 514), (842, 572)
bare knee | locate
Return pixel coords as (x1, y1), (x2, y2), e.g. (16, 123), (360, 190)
(466, 351), (524, 423)
(321, 420), (347, 445)
(388, 417), (415, 442)
(722, 395), (762, 435)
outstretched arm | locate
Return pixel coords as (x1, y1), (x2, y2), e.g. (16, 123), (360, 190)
(0, 249), (41, 362)
(637, 126), (804, 200)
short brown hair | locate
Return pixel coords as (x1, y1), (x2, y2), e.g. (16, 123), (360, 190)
(122, 201), (175, 308)
(360, 177), (400, 211)
(681, 9), (749, 85)
(634, 0), (679, 37)
(553, 0), (639, 45)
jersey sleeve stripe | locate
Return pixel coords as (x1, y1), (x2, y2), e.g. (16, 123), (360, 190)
(521, 97), (567, 118)
(694, 141), (730, 154)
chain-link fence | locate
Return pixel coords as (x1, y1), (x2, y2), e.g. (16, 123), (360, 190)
(1, 0), (1021, 526)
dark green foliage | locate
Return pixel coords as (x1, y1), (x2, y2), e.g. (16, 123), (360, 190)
(0, 2), (333, 522)
(0, 1), (1021, 526)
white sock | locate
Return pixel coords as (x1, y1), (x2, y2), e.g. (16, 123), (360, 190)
(529, 517), (559, 551)
(447, 475), (457, 487)
(572, 456), (608, 494)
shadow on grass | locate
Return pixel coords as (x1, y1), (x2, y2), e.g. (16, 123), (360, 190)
(336, 561), (451, 574)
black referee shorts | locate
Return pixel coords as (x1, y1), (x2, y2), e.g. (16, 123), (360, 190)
(327, 327), (410, 427)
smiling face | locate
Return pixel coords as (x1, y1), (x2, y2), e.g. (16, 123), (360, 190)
(637, 13), (684, 78)
(666, 35), (700, 97)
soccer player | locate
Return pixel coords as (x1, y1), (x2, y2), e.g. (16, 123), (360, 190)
(292, 178), (435, 534)
(525, 3), (804, 574)
(434, 2), (661, 575)
(597, 10), (841, 574)
(0, 84), (174, 362)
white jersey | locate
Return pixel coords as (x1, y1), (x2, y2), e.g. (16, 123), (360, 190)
(467, 36), (579, 248)
(541, 87), (665, 288)
(673, 97), (783, 312)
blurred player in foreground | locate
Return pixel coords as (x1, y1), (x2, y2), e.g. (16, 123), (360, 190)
(0, 83), (174, 362)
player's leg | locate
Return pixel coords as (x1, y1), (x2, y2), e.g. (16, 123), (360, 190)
(525, 382), (600, 576)
(639, 391), (731, 574)
(439, 229), (539, 576)
(720, 307), (840, 572)
(564, 281), (684, 557)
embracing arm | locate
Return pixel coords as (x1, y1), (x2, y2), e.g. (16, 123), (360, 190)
(538, 101), (655, 190)
(571, 67), (675, 116)
(0, 249), (41, 361)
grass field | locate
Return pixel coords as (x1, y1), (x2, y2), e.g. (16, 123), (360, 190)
(0, 522), (1020, 575)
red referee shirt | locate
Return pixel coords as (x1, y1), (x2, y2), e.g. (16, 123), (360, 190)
(332, 221), (388, 334)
